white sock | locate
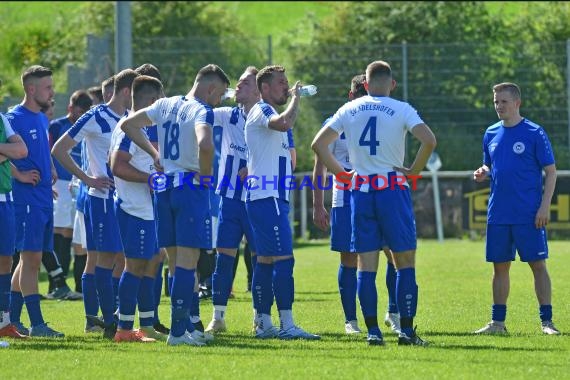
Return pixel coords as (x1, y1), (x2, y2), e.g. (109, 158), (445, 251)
(258, 313), (273, 331)
(190, 315), (201, 324)
(279, 310), (294, 331)
(213, 305), (226, 321)
(0, 311), (9, 328)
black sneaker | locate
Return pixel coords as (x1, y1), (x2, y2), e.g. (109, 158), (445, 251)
(193, 320), (205, 332)
(103, 322), (117, 340)
(398, 327), (429, 347)
(153, 322), (170, 335)
(85, 315), (105, 329)
(198, 286), (212, 300)
(367, 334), (385, 346)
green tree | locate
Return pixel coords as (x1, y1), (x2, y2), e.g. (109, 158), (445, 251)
(80, 1), (268, 94)
(284, 2), (570, 171)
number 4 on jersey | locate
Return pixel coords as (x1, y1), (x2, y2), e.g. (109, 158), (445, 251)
(359, 116), (379, 155)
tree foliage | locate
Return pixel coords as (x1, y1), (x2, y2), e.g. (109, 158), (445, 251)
(79, 2), (268, 94)
(284, 2), (570, 171)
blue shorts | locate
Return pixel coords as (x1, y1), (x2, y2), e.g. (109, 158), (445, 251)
(216, 197), (256, 251)
(15, 204), (53, 252)
(330, 206), (352, 253)
(0, 199), (15, 256)
(486, 224), (549, 263)
(116, 205), (159, 260)
(351, 187), (416, 253)
(155, 186), (212, 249)
(246, 197), (292, 257)
(84, 195), (123, 253)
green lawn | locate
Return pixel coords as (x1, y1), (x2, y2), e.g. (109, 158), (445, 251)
(2, 240), (569, 379)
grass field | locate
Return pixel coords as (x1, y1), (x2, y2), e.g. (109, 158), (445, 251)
(2, 240), (569, 379)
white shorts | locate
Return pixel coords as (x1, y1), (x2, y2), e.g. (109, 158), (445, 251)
(72, 210), (87, 248)
(53, 180), (75, 229)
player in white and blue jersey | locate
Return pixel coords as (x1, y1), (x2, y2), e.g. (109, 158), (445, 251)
(312, 60), (435, 346)
(121, 63), (230, 346)
(48, 90), (92, 291)
(110, 75), (166, 343)
(312, 74), (401, 337)
(204, 66), (260, 334)
(245, 65), (320, 340)
(0, 112), (28, 340)
(133, 63), (170, 336)
(7, 66), (64, 337)
(52, 68), (139, 338)
(473, 82), (560, 336)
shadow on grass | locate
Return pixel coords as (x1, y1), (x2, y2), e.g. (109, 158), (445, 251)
(220, 297), (333, 303)
(431, 343), (557, 352)
(8, 336), (99, 351)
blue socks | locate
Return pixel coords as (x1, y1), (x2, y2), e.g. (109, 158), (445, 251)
(24, 294), (44, 327)
(252, 262), (273, 314)
(0, 274), (10, 313)
(539, 305), (552, 322)
(138, 276), (155, 327)
(338, 265), (357, 322)
(95, 266), (115, 326)
(273, 258), (295, 311)
(112, 276), (120, 311)
(492, 304), (507, 322)
(117, 271), (140, 330)
(212, 253), (236, 307)
(82, 273), (99, 318)
(385, 262), (398, 314)
(9, 291), (24, 324)
(396, 267), (418, 337)
(170, 267), (194, 337)
(357, 271), (381, 337)
(153, 262), (164, 324)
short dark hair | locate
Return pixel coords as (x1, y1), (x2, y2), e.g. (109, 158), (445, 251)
(102, 75), (115, 91)
(113, 69), (139, 93)
(134, 63), (161, 81)
(70, 90), (93, 111)
(366, 60), (392, 82)
(196, 64), (230, 86)
(351, 74), (367, 98)
(132, 75), (163, 105)
(88, 86), (103, 103)
(256, 65), (285, 91)
(21, 65), (52, 87)
(244, 66), (259, 76)
(493, 82), (521, 100)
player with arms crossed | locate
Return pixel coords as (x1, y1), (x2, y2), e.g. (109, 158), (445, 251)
(312, 60), (435, 346)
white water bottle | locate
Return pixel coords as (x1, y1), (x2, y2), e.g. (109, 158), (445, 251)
(222, 88), (236, 100)
(298, 85), (318, 97)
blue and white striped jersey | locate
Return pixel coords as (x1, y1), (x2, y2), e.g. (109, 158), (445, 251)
(145, 96), (214, 187)
(213, 106), (248, 201)
(325, 114), (352, 208)
(67, 104), (122, 199)
(325, 95), (423, 192)
(110, 118), (155, 220)
(244, 101), (292, 202)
